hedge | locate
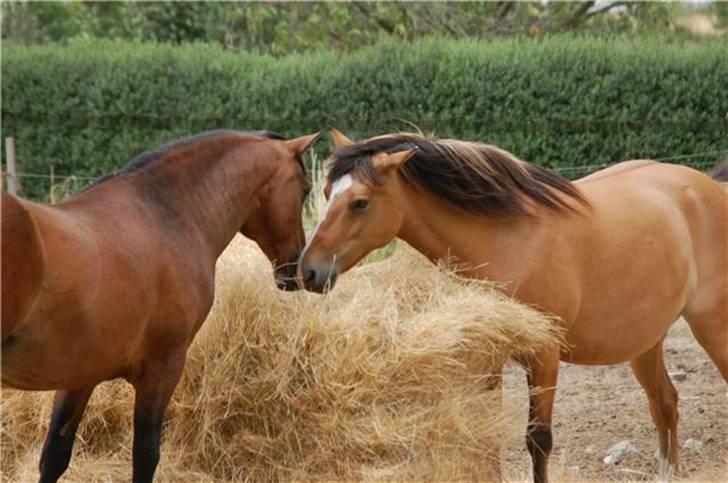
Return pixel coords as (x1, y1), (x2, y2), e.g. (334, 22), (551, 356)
(2, 36), (727, 199)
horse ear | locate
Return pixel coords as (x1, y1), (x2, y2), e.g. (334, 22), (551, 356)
(285, 132), (321, 155)
(373, 149), (416, 171)
(331, 128), (354, 148)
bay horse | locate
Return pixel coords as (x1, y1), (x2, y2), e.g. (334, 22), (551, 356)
(298, 130), (727, 483)
(1, 129), (320, 482)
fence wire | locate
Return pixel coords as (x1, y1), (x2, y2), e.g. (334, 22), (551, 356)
(4, 152), (726, 200)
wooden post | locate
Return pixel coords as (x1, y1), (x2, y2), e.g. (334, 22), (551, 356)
(5, 137), (17, 195)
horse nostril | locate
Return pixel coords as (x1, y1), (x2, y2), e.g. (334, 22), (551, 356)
(304, 269), (316, 284)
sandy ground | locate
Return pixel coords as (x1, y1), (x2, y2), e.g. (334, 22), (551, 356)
(503, 319), (727, 482)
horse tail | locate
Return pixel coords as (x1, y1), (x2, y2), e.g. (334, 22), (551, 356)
(710, 160), (728, 183)
(1, 193), (45, 342)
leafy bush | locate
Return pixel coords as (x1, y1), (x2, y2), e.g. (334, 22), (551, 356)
(3, 36), (727, 199)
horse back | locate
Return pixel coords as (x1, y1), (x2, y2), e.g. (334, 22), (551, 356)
(1, 193), (45, 342)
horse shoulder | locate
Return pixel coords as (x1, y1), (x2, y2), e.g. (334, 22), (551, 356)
(145, 242), (217, 345)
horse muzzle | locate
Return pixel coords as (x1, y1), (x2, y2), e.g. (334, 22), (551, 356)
(299, 261), (339, 294)
(274, 260), (302, 292)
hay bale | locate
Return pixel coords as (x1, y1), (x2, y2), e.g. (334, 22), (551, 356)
(1, 237), (559, 481)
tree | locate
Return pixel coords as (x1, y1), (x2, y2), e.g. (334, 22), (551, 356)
(1, 1), (709, 54)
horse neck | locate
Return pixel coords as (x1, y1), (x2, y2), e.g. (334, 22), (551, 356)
(161, 142), (276, 258)
(396, 186), (539, 280)
(95, 139), (274, 260)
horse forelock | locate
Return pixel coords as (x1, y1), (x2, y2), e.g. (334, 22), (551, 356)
(327, 132), (585, 216)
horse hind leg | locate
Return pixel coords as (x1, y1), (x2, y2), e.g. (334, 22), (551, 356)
(630, 340), (679, 478)
(683, 290), (728, 382)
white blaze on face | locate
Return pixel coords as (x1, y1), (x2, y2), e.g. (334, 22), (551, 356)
(300, 174), (353, 257)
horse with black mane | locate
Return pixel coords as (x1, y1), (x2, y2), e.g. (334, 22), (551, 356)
(1, 129), (319, 482)
(299, 129), (727, 483)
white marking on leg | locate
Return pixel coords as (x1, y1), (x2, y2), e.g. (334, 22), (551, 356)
(300, 174), (352, 259)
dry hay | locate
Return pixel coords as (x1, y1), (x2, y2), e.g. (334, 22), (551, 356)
(1, 237), (559, 481)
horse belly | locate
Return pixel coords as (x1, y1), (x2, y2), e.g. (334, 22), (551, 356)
(1, 270), (152, 390)
(1, 301), (139, 390)
(561, 307), (682, 365)
(563, 257), (691, 365)
(562, 232), (693, 364)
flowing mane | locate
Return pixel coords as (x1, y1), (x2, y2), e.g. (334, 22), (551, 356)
(327, 133), (586, 216)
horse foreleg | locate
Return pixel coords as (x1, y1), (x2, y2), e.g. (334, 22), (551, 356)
(38, 386), (95, 483)
(630, 339), (679, 478)
(131, 353), (186, 483)
(525, 349), (560, 483)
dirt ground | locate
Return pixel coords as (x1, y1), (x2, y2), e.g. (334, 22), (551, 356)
(503, 319), (727, 482)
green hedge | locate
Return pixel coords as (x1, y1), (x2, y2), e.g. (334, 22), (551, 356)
(3, 36), (727, 199)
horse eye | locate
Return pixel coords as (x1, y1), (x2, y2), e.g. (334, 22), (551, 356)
(350, 199), (369, 211)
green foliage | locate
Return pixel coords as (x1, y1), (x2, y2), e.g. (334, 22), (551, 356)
(715, 2), (728, 29)
(2, 1), (711, 53)
(2, 37), (727, 199)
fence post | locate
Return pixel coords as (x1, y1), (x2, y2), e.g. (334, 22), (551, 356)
(5, 137), (17, 195)
(50, 164), (56, 204)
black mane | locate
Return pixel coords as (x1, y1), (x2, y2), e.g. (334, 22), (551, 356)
(84, 129), (284, 190)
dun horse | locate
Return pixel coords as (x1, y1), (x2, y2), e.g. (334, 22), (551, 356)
(1, 129), (319, 483)
(299, 130), (727, 483)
